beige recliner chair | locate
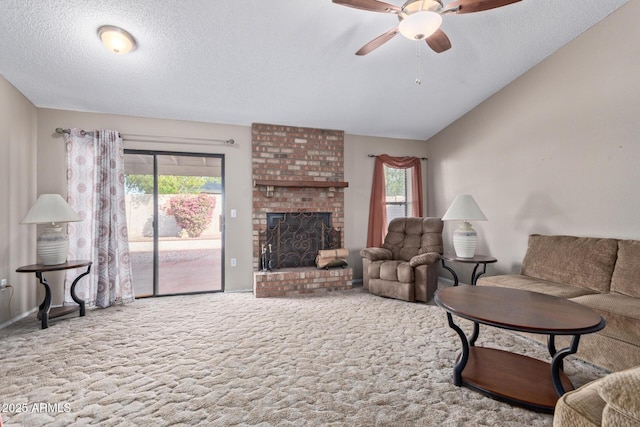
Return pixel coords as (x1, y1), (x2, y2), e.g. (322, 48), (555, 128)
(360, 217), (443, 302)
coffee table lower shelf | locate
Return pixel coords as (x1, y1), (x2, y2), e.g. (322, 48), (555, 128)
(461, 346), (574, 413)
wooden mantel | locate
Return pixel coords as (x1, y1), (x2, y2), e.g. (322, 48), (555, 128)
(254, 179), (348, 188)
(254, 179), (349, 197)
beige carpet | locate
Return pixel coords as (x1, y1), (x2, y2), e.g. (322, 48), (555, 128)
(0, 288), (607, 426)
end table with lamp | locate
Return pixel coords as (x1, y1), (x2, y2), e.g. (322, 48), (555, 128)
(441, 194), (495, 285)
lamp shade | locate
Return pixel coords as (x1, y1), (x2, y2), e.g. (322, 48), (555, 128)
(21, 194), (81, 224)
(442, 195), (486, 258)
(441, 195), (487, 222)
(22, 194), (81, 265)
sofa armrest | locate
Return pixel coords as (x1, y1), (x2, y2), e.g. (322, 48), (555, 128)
(409, 252), (440, 267)
(360, 247), (392, 261)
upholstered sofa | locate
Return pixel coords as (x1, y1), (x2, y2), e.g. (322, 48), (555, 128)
(360, 217), (443, 303)
(554, 364), (640, 426)
(477, 234), (640, 373)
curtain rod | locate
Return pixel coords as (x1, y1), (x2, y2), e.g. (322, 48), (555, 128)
(368, 154), (427, 160)
(55, 128), (235, 146)
(56, 127), (95, 137)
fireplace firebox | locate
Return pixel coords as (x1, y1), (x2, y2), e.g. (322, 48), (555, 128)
(260, 212), (341, 269)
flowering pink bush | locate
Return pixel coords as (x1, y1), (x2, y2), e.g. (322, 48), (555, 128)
(165, 194), (216, 238)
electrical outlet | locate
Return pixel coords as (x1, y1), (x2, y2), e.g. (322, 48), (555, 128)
(230, 258), (237, 267)
(0, 278), (7, 288)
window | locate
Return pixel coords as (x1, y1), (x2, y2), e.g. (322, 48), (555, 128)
(384, 165), (415, 225)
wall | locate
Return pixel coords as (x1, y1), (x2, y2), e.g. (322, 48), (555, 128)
(426, 0), (640, 282)
(0, 76), (38, 327)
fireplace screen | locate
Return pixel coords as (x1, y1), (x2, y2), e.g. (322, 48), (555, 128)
(260, 212), (341, 269)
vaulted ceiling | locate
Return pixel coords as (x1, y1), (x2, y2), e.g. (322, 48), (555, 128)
(0, 0), (629, 140)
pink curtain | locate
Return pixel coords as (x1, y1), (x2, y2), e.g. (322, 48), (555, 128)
(366, 154), (423, 247)
(64, 129), (134, 308)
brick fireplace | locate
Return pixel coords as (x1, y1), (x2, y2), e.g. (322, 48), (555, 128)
(252, 123), (353, 297)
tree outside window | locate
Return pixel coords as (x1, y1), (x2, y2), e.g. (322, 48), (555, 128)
(384, 165), (415, 225)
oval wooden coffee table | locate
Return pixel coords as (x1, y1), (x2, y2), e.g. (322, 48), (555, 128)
(434, 285), (605, 413)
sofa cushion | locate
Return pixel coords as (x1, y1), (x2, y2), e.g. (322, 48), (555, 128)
(610, 239), (640, 298)
(570, 293), (640, 347)
(553, 379), (604, 427)
(476, 274), (597, 299)
(382, 217), (443, 262)
(599, 365), (640, 426)
(396, 262), (414, 283)
(379, 260), (402, 281)
(419, 217), (444, 254)
(521, 235), (618, 293)
(378, 261), (414, 283)
(383, 218), (424, 261)
(368, 260), (383, 280)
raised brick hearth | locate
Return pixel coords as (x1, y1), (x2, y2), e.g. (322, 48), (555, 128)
(252, 123), (353, 297)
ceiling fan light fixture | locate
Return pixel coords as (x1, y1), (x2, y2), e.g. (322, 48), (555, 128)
(98, 25), (137, 55)
(398, 11), (442, 40)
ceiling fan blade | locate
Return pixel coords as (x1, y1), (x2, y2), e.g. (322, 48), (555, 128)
(332, 0), (401, 13)
(444, 0), (521, 14)
(355, 27), (399, 55)
(426, 29), (451, 53)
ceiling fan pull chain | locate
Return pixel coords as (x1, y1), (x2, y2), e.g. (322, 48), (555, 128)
(415, 41), (422, 85)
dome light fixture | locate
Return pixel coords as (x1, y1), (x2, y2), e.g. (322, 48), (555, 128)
(399, 10), (442, 40)
(398, 0), (444, 41)
(97, 25), (137, 55)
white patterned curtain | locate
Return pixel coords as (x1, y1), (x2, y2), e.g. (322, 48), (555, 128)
(63, 129), (135, 308)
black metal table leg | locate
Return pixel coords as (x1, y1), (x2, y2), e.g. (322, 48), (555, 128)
(35, 272), (52, 329)
(469, 322), (480, 346)
(441, 259), (459, 286)
(70, 264), (91, 316)
(471, 263), (489, 286)
(551, 335), (581, 396)
(446, 312), (471, 386)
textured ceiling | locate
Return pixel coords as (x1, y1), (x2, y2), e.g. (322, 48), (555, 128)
(0, 0), (629, 140)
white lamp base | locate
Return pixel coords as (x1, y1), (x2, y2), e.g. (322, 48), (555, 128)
(37, 225), (69, 265)
(452, 221), (477, 258)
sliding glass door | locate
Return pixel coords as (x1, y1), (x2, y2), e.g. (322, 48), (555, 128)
(124, 150), (224, 297)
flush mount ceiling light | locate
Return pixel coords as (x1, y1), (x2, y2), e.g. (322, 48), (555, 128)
(97, 25), (137, 55)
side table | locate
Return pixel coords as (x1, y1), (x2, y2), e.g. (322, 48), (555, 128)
(441, 254), (497, 286)
(16, 260), (92, 329)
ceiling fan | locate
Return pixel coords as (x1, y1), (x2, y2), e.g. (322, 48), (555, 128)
(333, 0), (522, 55)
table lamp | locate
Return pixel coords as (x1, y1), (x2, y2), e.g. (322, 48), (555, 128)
(442, 194), (487, 258)
(21, 194), (82, 265)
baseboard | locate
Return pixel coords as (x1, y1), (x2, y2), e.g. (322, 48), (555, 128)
(0, 306), (38, 330)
